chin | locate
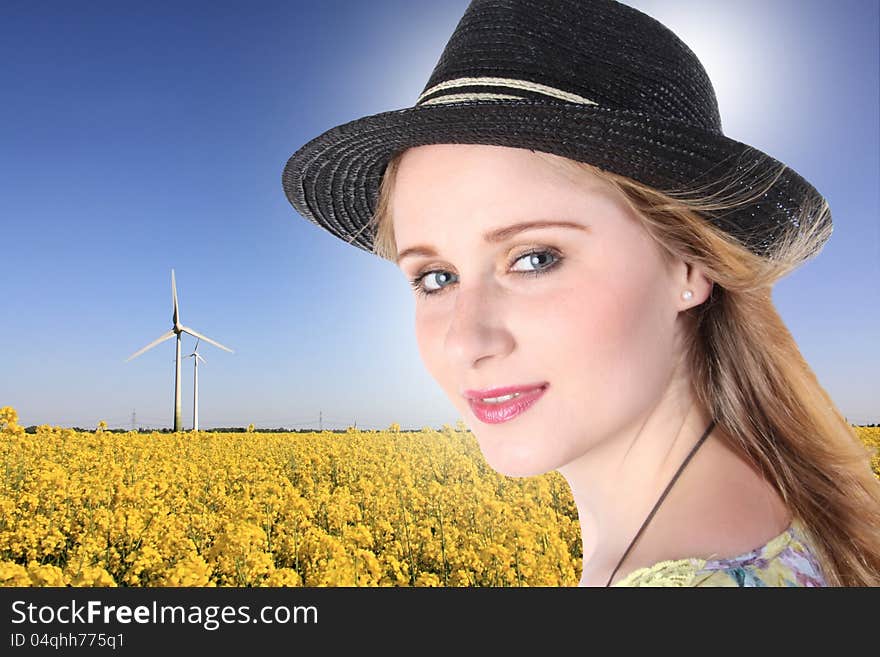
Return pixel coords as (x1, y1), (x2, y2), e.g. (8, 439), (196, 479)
(476, 441), (561, 479)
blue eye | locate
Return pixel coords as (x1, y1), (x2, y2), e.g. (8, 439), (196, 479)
(409, 248), (562, 299)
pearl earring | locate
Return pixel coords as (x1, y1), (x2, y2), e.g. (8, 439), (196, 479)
(681, 290), (693, 301)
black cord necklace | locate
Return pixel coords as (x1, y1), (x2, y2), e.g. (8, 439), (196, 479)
(605, 418), (717, 587)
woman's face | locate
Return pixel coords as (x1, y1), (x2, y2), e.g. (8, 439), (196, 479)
(391, 144), (691, 478)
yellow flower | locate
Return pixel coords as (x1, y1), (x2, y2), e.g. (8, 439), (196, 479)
(6, 406), (867, 587)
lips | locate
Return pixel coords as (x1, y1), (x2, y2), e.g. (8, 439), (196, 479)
(465, 383), (548, 424)
(463, 382), (548, 401)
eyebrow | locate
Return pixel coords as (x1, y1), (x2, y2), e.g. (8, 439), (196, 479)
(396, 219), (590, 263)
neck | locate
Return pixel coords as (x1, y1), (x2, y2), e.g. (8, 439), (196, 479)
(557, 372), (719, 586)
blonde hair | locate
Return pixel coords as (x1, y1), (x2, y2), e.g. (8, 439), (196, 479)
(366, 146), (880, 587)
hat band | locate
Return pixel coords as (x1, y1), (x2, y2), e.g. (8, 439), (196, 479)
(415, 76), (599, 106)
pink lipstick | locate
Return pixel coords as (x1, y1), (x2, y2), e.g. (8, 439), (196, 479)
(464, 383), (548, 425)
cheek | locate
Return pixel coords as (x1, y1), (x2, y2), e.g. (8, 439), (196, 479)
(414, 313), (452, 385)
(550, 270), (676, 423)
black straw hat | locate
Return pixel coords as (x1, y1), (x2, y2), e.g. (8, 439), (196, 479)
(281, 0), (831, 259)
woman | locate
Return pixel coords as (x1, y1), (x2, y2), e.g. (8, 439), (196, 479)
(281, 0), (880, 586)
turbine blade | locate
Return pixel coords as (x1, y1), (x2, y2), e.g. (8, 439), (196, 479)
(194, 337), (200, 352)
(197, 354), (207, 364)
(180, 326), (233, 353)
(125, 329), (175, 362)
(171, 269), (180, 326)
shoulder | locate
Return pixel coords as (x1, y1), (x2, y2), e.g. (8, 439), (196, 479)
(612, 517), (828, 587)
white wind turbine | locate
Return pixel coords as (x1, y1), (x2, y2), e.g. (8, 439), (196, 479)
(125, 268), (233, 432)
(185, 339), (207, 431)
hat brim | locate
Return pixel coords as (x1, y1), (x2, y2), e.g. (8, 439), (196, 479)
(281, 98), (828, 258)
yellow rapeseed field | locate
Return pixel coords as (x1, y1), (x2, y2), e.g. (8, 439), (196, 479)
(1, 406), (877, 587)
(0, 407), (579, 586)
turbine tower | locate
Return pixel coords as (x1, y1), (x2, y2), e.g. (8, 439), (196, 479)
(185, 339), (207, 431)
(125, 269), (233, 432)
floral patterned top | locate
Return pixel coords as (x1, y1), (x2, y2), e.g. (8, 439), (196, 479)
(610, 517), (828, 587)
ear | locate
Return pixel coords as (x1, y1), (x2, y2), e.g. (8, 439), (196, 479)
(676, 261), (713, 309)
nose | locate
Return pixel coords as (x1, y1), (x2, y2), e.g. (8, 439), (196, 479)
(443, 279), (514, 368)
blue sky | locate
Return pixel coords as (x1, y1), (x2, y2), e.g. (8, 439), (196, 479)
(2, 0), (877, 429)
